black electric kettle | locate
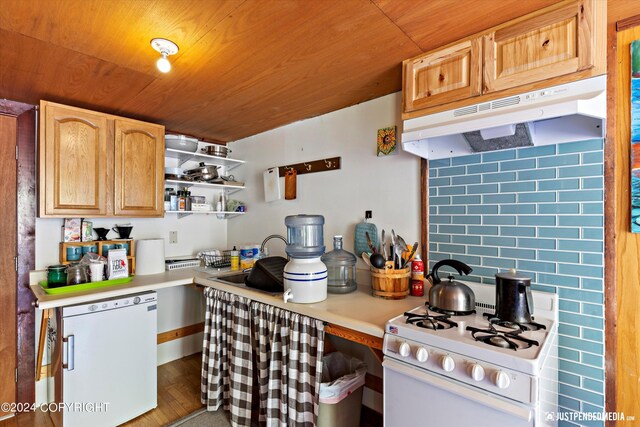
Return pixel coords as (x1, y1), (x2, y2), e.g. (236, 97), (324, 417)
(494, 269), (534, 323)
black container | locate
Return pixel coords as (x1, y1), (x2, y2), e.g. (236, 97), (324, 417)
(245, 256), (288, 292)
(495, 270), (534, 323)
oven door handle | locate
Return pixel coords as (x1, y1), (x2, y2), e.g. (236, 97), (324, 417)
(383, 358), (533, 422)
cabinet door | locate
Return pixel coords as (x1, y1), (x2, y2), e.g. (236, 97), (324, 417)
(483, 0), (595, 93)
(40, 102), (109, 216)
(113, 118), (164, 217)
(403, 38), (482, 113)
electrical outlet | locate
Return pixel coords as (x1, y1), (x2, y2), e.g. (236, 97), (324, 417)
(169, 231), (178, 244)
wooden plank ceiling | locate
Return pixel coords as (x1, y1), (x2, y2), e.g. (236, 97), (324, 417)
(0, 0), (557, 142)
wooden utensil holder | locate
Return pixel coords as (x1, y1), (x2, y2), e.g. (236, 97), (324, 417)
(60, 239), (136, 275)
(370, 266), (410, 299)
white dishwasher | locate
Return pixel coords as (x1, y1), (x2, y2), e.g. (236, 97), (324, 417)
(50, 292), (158, 427)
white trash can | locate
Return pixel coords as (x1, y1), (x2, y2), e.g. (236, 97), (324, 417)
(317, 352), (367, 427)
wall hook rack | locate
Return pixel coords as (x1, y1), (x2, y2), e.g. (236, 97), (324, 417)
(277, 156), (341, 176)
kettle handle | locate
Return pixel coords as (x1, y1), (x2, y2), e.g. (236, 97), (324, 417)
(431, 259), (472, 284)
(525, 285), (534, 316)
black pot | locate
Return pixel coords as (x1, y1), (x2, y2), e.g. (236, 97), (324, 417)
(495, 270), (534, 323)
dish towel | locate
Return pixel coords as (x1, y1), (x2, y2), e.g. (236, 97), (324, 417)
(252, 302), (325, 427)
(201, 288), (325, 427)
(201, 288), (253, 427)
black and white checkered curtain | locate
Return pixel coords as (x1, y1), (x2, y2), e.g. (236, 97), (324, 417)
(201, 288), (254, 427)
(252, 302), (325, 427)
(202, 288), (325, 427)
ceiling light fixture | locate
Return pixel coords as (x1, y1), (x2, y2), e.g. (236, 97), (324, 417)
(150, 38), (179, 73)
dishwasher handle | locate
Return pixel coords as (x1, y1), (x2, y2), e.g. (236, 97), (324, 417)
(63, 335), (75, 371)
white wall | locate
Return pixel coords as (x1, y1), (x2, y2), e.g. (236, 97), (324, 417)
(34, 214), (226, 403)
(35, 216), (227, 268)
(228, 92), (421, 260)
(228, 92), (421, 412)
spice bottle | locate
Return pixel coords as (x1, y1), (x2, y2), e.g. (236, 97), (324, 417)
(178, 190), (186, 211)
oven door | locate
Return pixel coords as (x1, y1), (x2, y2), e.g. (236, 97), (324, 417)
(383, 357), (535, 427)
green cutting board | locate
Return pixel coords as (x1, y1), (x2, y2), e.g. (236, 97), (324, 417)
(39, 276), (134, 295)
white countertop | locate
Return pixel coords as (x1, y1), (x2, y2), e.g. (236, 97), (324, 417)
(29, 268), (217, 309)
(30, 268), (424, 338)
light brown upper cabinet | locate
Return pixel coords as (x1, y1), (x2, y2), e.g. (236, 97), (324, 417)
(483, 0), (594, 93)
(402, 0), (604, 119)
(113, 118), (164, 216)
(40, 101), (164, 217)
(403, 38), (482, 113)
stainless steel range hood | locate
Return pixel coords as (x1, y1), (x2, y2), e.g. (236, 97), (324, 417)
(401, 75), (606, 160)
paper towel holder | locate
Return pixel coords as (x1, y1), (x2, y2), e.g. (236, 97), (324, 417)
(135, 238), (166, 275)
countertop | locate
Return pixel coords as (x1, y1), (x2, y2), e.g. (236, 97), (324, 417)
(194, 276), (424, 338)
(30, 268), (424, 338)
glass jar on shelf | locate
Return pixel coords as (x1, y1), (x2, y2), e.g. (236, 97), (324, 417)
(66, 264), (89, 286)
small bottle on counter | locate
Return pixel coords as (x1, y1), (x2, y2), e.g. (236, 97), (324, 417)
(411, 254), (425, 297)
(230, 246), (240, 271)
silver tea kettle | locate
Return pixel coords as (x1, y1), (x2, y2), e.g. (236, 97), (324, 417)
(427, 259), (475, 315)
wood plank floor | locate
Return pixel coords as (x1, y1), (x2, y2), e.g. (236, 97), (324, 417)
(0, 353), (203, 427)
(0, 352), (381, 426)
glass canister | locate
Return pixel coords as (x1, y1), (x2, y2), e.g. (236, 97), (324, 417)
(66, 264), (89, 286)
(47, 265), (68, 288)
(321, 236), (357, 294)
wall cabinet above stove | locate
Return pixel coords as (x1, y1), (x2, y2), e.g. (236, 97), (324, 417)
(39, 101), (164, 218)
(403, 38), (482, 113)
(402, 0), (605, 120)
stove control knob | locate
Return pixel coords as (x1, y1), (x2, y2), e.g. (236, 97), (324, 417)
(494, 370), (511, 389)
(441, 355), (455, 372)
(398, 342), (411, 358)
(470, 364), (485, 381)
(415, 347), (429, 363)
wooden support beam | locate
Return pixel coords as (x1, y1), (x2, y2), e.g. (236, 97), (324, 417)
(368, 347), (384, 364)
(157, 322), (205, 345)
(365, 373), (383, 394)
(35, 309), (52, 381)
(324, 323), (383, 350)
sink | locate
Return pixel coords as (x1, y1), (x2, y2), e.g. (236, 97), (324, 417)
(214, 272), (249, 285)
(209, 271), (281, 295)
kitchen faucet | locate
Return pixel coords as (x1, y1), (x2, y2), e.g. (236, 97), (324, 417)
(260, 234), (288, 258)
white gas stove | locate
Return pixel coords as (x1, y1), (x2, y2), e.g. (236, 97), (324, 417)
(382, 281), (558, 427)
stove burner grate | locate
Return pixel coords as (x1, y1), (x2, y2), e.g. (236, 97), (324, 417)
(405, 312), (458, 330)
(467, 325), (540, 350)
(482, 313), (546, 332)
(426, 302), (476, 316)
